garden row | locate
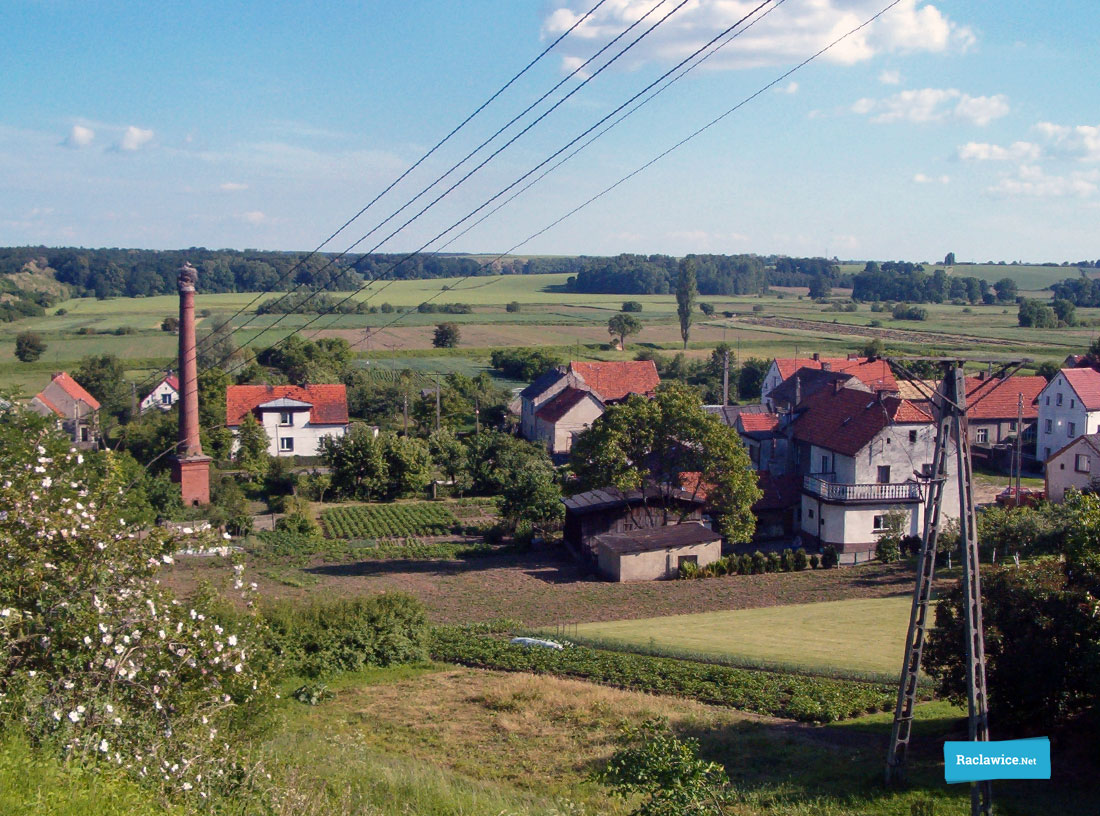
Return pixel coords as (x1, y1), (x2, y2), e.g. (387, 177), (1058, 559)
(680, 546), (837, 579)
(430, 627), (898, 723)
(251, 529), (516, 565)
(320, 502), (459, 539)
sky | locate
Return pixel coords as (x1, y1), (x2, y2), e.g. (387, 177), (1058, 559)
(1, 0), (1097, 263)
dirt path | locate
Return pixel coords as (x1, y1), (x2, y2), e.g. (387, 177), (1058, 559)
(732, 315), (1029, 348)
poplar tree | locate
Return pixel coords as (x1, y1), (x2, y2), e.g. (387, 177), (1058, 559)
(676, 258), (697, 350)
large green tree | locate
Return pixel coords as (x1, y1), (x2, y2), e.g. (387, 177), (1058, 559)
(74, 353), (129, 420)
(14, 331), (46, 362)
(608, 313), (643, 350)
(569, 383), (761, 541)
(676, 258), (697, 350)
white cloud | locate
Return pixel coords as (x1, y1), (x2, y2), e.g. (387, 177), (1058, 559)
(541, 0), (973, 72)
(879, 69), (901, 85)
(219, 182), (249, 191)
(1034, 122), (1100, 162)
(64, 125), (95, 148)
(239, 210), (267, 225)
(852, 88), (1009, 125)
(913, 173), (950, 184)
(988, 165), (1099, 198)
(777, 81), (799, 94)
(958, 141), (1040, 161)
(118, 126), (154, 151)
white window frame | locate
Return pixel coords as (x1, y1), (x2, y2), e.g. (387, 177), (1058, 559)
(872, 515), (888, 532)
(1075, 453), (1091, 474)
(1068, 422), (1077, 437)
(1045, 419), (1053, 434)
(161, 392), (172, 405)
(279, 411), (294, 427)
(279, 436), (294, 452)
(976, 427), (989, 443)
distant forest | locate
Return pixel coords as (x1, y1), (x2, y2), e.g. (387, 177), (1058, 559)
(0, 246), (856, 301)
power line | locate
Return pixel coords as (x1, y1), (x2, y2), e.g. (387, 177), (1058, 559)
(212, 0), (691, 364)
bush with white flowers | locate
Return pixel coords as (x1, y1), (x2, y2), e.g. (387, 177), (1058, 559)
(0, 407), (273, 802)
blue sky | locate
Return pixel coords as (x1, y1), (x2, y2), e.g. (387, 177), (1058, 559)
(1, 0), (1097, 262)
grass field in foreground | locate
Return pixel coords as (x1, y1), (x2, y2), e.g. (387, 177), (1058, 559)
(566, 596), (915, 680)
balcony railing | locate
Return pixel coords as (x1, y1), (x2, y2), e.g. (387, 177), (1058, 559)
(803, 475), (922, 503)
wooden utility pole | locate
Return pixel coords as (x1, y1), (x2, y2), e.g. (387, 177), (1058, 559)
(435, 378), (441, 432)
(1015, 393), (1023, 506)
(402, 393), (408, 436)
(474, 397), (480, 435)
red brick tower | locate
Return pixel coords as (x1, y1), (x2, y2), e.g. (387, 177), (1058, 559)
(170, 262), (211, 505)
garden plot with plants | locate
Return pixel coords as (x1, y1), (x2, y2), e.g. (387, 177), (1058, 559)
(320, 502), (460, 539)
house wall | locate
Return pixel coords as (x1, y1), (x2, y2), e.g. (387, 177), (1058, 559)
(534, 396), (604, 454)
(230, 408), (347, 457)
(1037, 373), (1098, 464)
(970, 418), (1030, 446)
(799, 501), (919, 558)
(599, 541), (721, 582)
(520, 376), (574, 440)
(761, 361), (785, 409)
(1046, 441), (1097, 502)
(140, 381), (178, 413)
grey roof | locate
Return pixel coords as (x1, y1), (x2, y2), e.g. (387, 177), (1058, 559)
(595, 522), (721, 555)
(768, 367), (867, 409)
(562, 485), (703, 513)
(520, 369), (567, 400)
(703, 403), (769, 427)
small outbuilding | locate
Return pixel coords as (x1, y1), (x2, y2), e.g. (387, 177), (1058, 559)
(594, 522), (722, 582)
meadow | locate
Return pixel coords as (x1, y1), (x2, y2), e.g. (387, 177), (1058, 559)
(563, 596), (916, 682)
(3, 268), (1093, 400)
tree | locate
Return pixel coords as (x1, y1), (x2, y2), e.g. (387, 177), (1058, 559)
(945, 252), (956, 265)
(861, 337), (886, 358)
(196, 320), (241, 370)
(496, 443), (563, 534)
(160, 316), (179, 332)
(570, 383), (761, 541)
(607, 313), (643, 350)
(234, 412), (271, 478)
(1018, 299), (1057, 328)
(383, 433), (432, 497)
(506, 301), (521, 313)
(874, 508), (907, 562)
(676, 258), (697, 350)
(737, 358), (770, 401)
(808, 274), (831, 299)
(433, 322), (460, 348)
(14, 331), (46, 362)
(994, 277), (1018, 303)
(1052, 298), (1077, 326)
(74, 353), (129, 420)
(321, 423), (389, 500)
(428, 428), (470, 494)
(698, 302), (714, 317)
(622, 301), (643, 312)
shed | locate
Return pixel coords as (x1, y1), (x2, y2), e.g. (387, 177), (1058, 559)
(595, 522), (722, 582)
(562, 486), (706, 558)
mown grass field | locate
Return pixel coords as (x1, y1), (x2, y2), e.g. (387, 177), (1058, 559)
(564, 596), (915, 681)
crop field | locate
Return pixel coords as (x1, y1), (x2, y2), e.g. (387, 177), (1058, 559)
(320, 502), (459, 539)
(564, 596), (915, 681)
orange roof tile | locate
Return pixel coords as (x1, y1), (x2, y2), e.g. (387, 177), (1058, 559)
(739, 413), (781, 433)
(791, 387), (931, 456)
(37, 372), (101, 414)
(1059, 368), (1100, 412)
(965, 376), (1045, 420)
(774, 357), (898, 392)
(226, 384), (348, 426)
(569, 360), (660, 402)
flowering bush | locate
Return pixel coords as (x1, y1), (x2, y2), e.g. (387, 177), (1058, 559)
(0, 407), (273, 802)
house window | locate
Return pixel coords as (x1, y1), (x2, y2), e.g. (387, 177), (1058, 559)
(908, 430), (917, 444)
(1010, 420), (1017, 431)
(976, 427), (989, 443)
(1068, 422), (1076, 437)
(279, 437), (294, 452)
(1057, 393), (1063, 406)
(1071, 400), (1076, 409)
(161, 393), (172, 405)
(921, 463), (934, 477)
(877, 465), (891, 484)
(820, 455), (829, 474)
(80, 427), (89, 442)
(807, 507), (814, 519)
(1045, 447), (1051, 460)
(1045, 396), (1050, 405)
(1075, 454), (1091, 474)
(279, 412), (293, 426)
(1045, 419), (1053, 434)
(872, 515), (888, 532)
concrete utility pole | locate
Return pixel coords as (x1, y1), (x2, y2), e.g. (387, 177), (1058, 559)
(402, 393), (409, 436)
(1015, 393), (1023, 506)
(475, 397), (480, 435)
(722, 349), (730, 406)
(435, 378), (441, 432)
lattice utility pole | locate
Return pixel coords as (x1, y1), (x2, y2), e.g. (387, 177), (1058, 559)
(885, 361), (994, 816)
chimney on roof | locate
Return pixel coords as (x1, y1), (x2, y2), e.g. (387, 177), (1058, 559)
(848, 353), (859, 361)
(812, 352), (820, 362)
(794, 375), (802, 407)
(821, 362), (831, 372)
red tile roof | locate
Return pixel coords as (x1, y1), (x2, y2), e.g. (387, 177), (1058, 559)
(774, 357), (898, 392)
(570, 360), (660, 402)
(535, 387), (601, 423)
(37, 372), (101, 414)
(163, 373), (180, 391)
(965, 375), (1045, 420)
(226, 384), (348, 426)
(791, 386), (932, 456)
(1059, 368), (1100, 411)
(739, 413), (781, 433)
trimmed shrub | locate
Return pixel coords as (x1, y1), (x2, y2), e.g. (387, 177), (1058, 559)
(792, 547), (809, 571)
(780, 550), (794, 572)
(809, 553), (820, 569)
(750, 551), (767, 574)
(738, 554), (752, 575)
(821, 545), (839, 568)
(765, 552), (781, 573)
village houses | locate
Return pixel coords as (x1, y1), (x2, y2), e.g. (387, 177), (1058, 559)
(1037, 366), (1100, 465)
(1045, 433), (1100, 502)
(140, 371), (180, 413)
(28, 371), (100, 448)
(226, 384), (349, 457)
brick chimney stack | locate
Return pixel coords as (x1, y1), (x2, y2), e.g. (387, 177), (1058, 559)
(170, 262), (211, 506)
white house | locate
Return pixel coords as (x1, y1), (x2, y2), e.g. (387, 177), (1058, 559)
(226, 384), (349, 457)
(791, 384), (959, 564)
(140, 373), (179, 413)
(1045, 433), (1100, 502)
(1036, 368), (1100, 465)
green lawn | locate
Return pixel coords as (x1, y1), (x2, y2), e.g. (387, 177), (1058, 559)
(566, 596), (916, 681)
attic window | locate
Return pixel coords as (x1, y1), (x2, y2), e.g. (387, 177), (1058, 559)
(909, 430), (918, 443)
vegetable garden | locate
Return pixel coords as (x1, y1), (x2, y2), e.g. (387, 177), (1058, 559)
(320, 502), (459, 539)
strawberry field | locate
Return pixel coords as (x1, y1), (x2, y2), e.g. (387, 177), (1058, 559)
(320, 502), (459, 539)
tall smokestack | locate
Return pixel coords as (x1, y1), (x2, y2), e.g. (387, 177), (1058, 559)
(170, 262), (211, 506)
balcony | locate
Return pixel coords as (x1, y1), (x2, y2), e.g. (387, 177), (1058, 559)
(803, 474), (923, 503)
